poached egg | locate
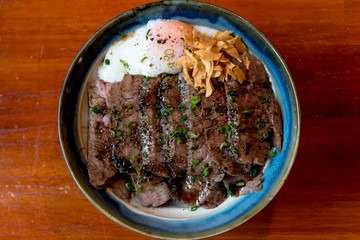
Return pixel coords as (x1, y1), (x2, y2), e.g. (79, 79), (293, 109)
(98, 19), (193, 82)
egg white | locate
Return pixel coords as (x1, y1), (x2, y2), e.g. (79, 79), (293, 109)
(98, 20), (183, 82)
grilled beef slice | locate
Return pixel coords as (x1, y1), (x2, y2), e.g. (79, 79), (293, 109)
(159, 74), (188, 178)
(201, 86), (245, 176)
(109, 177), (131, 201)
(87, 80), (120, 188)
(138, 75), (170, 178)
(131, 174), (171, 207)
(165, 77), (227, 208)
(224, 53), (283, 165)
(87, 75), (144, 188)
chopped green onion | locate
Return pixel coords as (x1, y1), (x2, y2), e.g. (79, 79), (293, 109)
(171, 186), (178, 192)
(221, 125), (231, 138)
(190, 96), (201, 105)
(255, 123), (263, 130)
(155, 113), (161, 119)
(203, 165), (209, 178)
(127, 121), (137, 129)
(159, 136), (165, 143)
(227, 93), (234, 103)
(137, 187), (142, 193)
(90, 106), (100, 114)
(125, 182), (134, 191)
(179, 115), (187, 122)
(192, 159), (199, 166)
(164, 49), (175, 55)
(141, 56), (147, 63)
(110, 130), (115, 136)
(140, 178), (145, 182)
(231, 147), (238, 153)
(116, 131), (122, 136)
(167, 62), (174, 68)
(162, 85), (171, 90)
(190, 144), (198, 152)
(177, 104), (186, 113)
(163, 108), (173, 116)
(147, 188), (153, 191)
(188, 206), (198, 211)
(139, 165), (144, 171)
(142, 76), (152, 82)
(191, 131), (200, 138)
(142, 152), (148, 158)
(120, 59), (130, 69)
(236, 181), (245, 187)
(155, 104), (161, 109)
(249, 168), (257, 177)
(121, 123), (126, 127)
(243, 109), (252, 117)
(164, 76), (172, 82)
(189, 176), (195, 182)
(105, 59), (110, 65)
(229, 124), (237, 130)
(261, 96), (268, 103)
(263, 132), (269, 139)
(177, 138), (183, 144)
(211, 161), (216, 166)
(220, 142), (230, 149)
(113, 112), (119, 120)
(125, 104), (132, 109)
(269, 151), (277, 157)
(227, 186), (232, 197)
(145, 29), (151, 40)
(190, 104), (197, 116)
(129, 156), (135, 163)
(163, 55), (170, 61)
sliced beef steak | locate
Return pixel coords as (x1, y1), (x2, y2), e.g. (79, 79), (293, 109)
(165, 77), (227, 209)
(223, 53), (283, 166)
(87, 76), (143, 188)
(110, 177), (131, 201)
(131, 174), (171, 207)
(138, 75), (170, 178)
(159, 74), (188, 178)
(200, 86), (245, 176)
(87, 80), (119, 188)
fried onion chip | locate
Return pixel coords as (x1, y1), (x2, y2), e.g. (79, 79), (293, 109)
(177, 30), (249, 97)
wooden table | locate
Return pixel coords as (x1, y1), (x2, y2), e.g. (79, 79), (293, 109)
(1, 0), (359, 239)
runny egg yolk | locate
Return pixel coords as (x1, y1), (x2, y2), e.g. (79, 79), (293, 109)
(145, 20), (193, 68)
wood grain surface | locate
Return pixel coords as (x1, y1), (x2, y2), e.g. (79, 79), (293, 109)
(1, 0), (360, 239)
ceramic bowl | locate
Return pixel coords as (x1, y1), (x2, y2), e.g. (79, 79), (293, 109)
(58, 1), (300, 239)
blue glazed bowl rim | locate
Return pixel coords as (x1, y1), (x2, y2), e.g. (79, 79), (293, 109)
(58, 0), (301, 239)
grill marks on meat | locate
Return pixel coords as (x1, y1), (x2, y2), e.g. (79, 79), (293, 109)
(88, 76), (146, 188)
(233, 52), (281, 165)
(114, 75), (143, 174)
(159, 74), (187, 178)
(87, 54), (283, 208)
(88, 80), (120, 188)
(167, 77), (227, 208)
(201, 86), (245, 176)
(138, 76), (170, 178)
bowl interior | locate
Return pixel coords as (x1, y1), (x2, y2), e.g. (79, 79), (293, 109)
(58, 1), (300, 239)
